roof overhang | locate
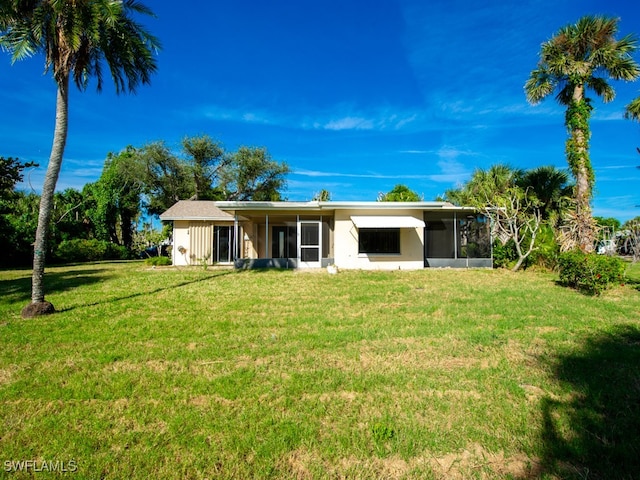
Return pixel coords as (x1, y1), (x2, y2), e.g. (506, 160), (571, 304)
(351, 215), (426, 229)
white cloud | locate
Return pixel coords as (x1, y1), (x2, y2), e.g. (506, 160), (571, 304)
(323, 116), (374, 131)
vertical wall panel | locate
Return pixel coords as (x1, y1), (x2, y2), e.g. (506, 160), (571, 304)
(189, 222), (213, 265)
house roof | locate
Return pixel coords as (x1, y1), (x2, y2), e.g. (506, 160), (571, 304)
(213, 200), (470, 211)
(159, 201), (236, 221)
(160, 200), (477, 220)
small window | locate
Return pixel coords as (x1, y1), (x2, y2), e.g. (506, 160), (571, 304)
(358, 228), (400, 254)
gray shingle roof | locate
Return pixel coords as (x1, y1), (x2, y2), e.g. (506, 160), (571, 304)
(159, 201), (235, 221)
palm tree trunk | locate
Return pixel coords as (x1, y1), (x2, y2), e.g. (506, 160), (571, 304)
(22, 75), (69, 316)
(568, 85), (595, 253)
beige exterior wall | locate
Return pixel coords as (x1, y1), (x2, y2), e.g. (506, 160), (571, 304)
(171, 220), (235, 266)
(172, 220), (191, 266)
(333, 208), (424, 270)
(189, 221), (214, 265)
(241, 221), (258, 259)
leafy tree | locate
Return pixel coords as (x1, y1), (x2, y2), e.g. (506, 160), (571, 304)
(85, 148), (143, 248)
(594, 216), (621, 232)
(1, 191), (41, 267)
(525, 15), (640, 252)
(378, 184), (421, 202)
(52, 188), (90, 245)
(125, 140), (289, 213)
(219, 146), (289, 201)
(0, 157), (38, 267)
(0, 156), (36, 196)
(131, 142), (191, 217)
(1, 0), (160, 317)
(181, 135), (226, 200)
(312, 189), (331, 201)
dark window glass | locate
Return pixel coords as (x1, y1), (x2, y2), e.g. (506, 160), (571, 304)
(358, 229), (400, 254)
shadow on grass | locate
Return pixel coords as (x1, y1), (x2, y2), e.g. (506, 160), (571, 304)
(0, 264), (238, 313)
(532, 325), (640, 479)
(0, 269), (110, 304)
(57, 269), (236, 313)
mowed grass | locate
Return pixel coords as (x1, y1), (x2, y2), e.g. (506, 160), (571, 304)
(1, 262), (639, 479)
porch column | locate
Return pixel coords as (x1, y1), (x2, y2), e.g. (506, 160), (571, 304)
(453, 211), (458, 260)
(234, 215), (239, 260)
(265, 215), (269, 258)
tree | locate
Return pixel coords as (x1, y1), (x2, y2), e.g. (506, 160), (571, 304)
(517, 166), (572, 221)
(525, 15), (640, 252)
(134, 142), (192, 216)
(0, 157), (38, 267)
(378, 184), (421, 202)
(1, 191), (40, 267)
(312, 189), (331, 201)
(181, 135), (226, 200)
(219, 146), (289, 201)
(0, 156), (36, 196)
(86, 148), (143, 248)
(444, 165), (542, 272)
(625, 97), (640, 121)
(1, 0), (160, 317)
(52, 187), (90, 244)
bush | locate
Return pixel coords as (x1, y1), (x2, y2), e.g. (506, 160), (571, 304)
(55, 239), (133, 263)
(529, 224), (560, 270)
(492, 240), (517, 269)
(558, 250), (625, 295)
(145, 256), (172, 266)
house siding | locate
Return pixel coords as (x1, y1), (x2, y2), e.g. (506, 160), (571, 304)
(333, 208), (424, 270)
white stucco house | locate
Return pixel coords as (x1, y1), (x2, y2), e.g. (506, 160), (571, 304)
(159, 200), (492, 270)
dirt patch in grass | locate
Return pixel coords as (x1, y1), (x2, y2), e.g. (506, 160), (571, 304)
(428, 444), (540, 479)
(0, 366), (16, 385)
(188, 394), (235, 408)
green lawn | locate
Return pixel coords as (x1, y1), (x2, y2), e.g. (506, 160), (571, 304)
(1, 262), (639, 479)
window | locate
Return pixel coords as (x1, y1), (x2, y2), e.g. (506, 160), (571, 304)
(358, 228), (400, 254)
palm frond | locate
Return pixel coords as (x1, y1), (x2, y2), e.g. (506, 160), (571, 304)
(625, 97), (640, 122)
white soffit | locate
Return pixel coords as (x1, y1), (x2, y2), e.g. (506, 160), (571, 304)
(350, 216), (426, 229)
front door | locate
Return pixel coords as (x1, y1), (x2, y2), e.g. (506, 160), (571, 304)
(298, 221), (321, 268)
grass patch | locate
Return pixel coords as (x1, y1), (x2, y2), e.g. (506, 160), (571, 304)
(1, 262), (639, 478)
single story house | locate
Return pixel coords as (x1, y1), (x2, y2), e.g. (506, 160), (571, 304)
(159, 200), (492, 270)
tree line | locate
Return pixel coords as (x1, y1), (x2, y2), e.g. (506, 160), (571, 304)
(0, 136), (288, 267)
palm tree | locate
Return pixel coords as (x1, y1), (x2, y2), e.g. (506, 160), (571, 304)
(517, 166), (572, 222)
(626, 97), (640, 121)
(525, 15), (640, 252)
(0, 0), (160, 317)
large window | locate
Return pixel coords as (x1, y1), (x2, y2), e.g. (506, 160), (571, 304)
(358, 228), (400, 254)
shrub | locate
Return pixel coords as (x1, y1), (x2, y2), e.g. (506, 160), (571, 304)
(558, 250), (625, 295)
(55, 239), (133, 263)
(492, 240), (517, 269)
(145, 256), (172, 266)
(529, 224), (560, 270)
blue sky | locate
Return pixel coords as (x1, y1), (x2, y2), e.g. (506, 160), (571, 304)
(2, 0), (640, 221)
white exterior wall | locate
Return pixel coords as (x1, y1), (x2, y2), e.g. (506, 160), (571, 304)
(333, 208), (424, 270)
(172, 221), (191, 266)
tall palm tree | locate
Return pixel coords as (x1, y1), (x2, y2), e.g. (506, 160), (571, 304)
(0, 0), (160, 317)
(525, 15), (640, 252)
